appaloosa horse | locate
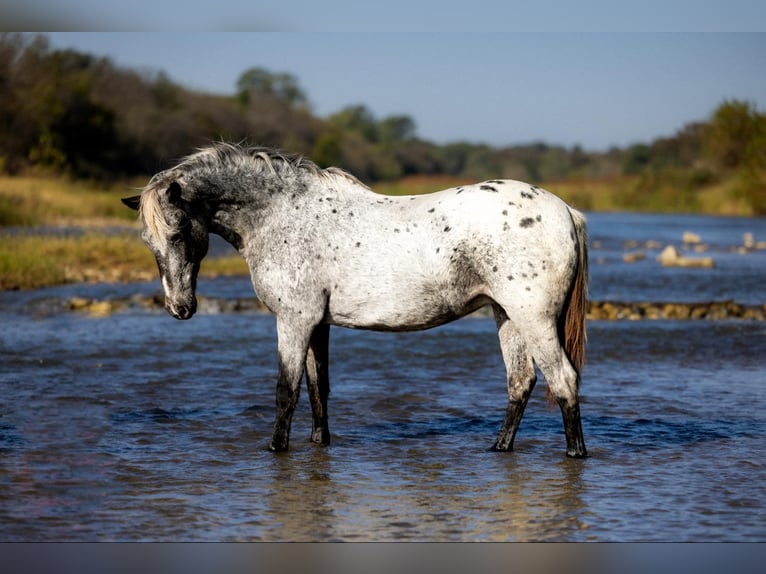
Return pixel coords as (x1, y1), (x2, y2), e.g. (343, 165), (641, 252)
(123, 143), (588, 457)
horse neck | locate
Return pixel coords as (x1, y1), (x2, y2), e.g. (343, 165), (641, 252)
(202, 167), (340, 251)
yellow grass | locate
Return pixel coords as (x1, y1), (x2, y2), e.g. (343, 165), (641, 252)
(0, 231), (251, 291)
(0, 175), (142, 227)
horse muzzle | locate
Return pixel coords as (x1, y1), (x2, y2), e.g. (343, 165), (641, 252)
(166, 297), (197, 320)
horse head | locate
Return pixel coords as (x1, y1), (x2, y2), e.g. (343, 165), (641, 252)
(122, 177), (209, 320)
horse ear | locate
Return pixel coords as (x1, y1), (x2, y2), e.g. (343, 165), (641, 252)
(121, 195), (141, 210)
(165, 181), (183, 203)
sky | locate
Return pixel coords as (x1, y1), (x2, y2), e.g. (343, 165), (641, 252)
(41, 32), (766, 151)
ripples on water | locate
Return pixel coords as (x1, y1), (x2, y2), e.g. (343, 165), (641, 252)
(1, 213), (765, 541)
(1, 312), (764, 541)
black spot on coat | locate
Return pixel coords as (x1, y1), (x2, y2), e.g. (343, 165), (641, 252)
(520, 217), (535, 228)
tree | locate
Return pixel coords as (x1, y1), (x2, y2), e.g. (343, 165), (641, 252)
(703, 100), (766, 213)
(311, 131), (343, 168)
(236, 67), (307, 108)
(378, 115), (416, 145)
(328, 105), (378, 142)
(705, 100), (762, 170)
(0, 33), (29, 172)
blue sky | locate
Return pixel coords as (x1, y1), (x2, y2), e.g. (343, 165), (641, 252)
(43, 32), (766, 151)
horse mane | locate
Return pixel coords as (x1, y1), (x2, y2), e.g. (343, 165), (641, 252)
(177, 142), (368, 189)
(138, 143), (368, 246)
(138, 182), (176, 248)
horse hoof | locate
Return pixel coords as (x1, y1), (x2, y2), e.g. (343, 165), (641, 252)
(566, 449), (587, 459)
(268, 441), (289, 452)
(310, 431), (331, 446)
(488, 442), (513, 452)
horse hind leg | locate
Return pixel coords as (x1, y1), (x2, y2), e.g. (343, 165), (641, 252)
(491, 304), (537, 452)
(525, 322), (587, 458)
(305, 323), (331, 445)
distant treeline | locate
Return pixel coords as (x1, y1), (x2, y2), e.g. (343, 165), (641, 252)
(1, 33), (765, 212)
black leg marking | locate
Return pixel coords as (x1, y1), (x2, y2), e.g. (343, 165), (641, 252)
(491, 396), (530, 452)
(559, 400), (587, 458)
(306, 323), (331, 446)
(270, 358), (300, 452)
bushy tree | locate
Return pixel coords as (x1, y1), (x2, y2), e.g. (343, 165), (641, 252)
(704, 100), (766, 213)
(328, 105), (378, 142)
(236, 67), (307, 108)
(705, 100), (761, 169)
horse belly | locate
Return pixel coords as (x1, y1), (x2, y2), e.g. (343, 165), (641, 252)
(326, 279), (488, 332)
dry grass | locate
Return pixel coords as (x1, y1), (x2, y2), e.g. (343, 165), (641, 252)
(0, 231), (251, 291)
(200, 254), (250, 277)
(0, 233), (153, 290)
(0, 175), (142, 227)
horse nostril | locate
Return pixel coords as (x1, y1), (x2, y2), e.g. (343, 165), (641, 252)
(165, 296), (197, 320)
(179, 305), (196, 320)
(168, 302), (194, 320)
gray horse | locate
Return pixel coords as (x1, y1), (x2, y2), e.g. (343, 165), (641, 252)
(123, 143), (589, 457)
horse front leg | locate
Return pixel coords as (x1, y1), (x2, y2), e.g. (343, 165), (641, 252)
(305, 323), (331, 445)
(269, 317), (313, 452)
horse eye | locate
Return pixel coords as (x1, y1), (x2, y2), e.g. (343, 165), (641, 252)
(169, 231), (184, 243)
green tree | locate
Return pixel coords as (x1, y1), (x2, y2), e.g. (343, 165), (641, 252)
(328, 105), (378, 142)
(704, 100), (766, 213)
(311, 131), (344, 168)
(236, 67), (307, 107)
(378, 115), (416, 145)
(623, 144), (652, 175)
(705, 100), (762, 169)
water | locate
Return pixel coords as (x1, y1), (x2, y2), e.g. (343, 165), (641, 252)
(1, 212), (765, 541)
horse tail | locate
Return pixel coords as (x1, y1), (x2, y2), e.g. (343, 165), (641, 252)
(560, 207), (589, 377)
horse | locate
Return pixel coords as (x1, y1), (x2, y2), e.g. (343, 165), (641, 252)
(122, 143), (589, 457)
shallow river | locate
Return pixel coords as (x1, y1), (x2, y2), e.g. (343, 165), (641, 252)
(0, 212), (764, 541)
